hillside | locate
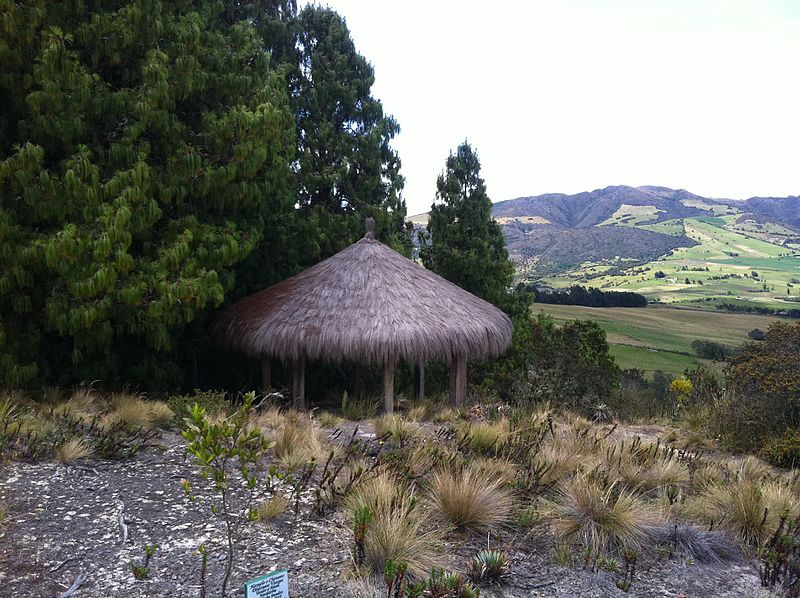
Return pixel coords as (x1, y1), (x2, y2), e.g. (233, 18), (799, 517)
(410, 185), (800, 308)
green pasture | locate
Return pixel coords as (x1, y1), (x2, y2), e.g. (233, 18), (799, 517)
(539, 215), (800, 307)
(531, 303), (787, 374)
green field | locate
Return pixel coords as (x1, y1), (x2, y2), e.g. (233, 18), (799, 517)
(539, 214), (800, 308)
(532, 303), (788, 375)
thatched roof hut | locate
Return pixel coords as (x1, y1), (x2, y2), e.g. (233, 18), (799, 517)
(212, 219), (512, 411)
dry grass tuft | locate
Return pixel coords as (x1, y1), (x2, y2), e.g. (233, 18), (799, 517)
(691, 479), (770, 546)
(110, 393), (173, 429)
(316, 411), (344, 428)
(257, 495), (289, 523)
(463, 419), (508, 454)
(735, 456), (773, 482)
(345, 471), (447, 579)
(427, 464), (514, 534)
(254, 406), (286, 430)
(548, 474), (658, 555)
(272, 418), (326, 471)
(371, 414), (417, 444)
(55, 437), (92, 463)
(623, 456), (689, 493)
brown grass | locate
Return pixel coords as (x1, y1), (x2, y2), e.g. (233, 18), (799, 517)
(272, 418), (326, 471)
(257, 495), (289, 523)
(55, 437), (92, 463)
(345, 471), (447, 579)
(427, 464), (514, 534)
(548, 475), (658, 555)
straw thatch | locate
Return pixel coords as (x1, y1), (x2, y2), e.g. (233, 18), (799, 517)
(212, 231), (512, 366)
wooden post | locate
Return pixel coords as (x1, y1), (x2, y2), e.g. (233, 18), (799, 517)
(448, 362), (457, 403)
(384, 360), (395, 414)
(292, 357), (306, 410)
(415, 362), (426, 402)
(453, 356), (467, 407)
(353, 364), (363, 399)
(261, 358), (271, 394)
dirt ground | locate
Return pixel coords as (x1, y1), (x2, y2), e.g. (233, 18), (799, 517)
(0, 426), (778, 597)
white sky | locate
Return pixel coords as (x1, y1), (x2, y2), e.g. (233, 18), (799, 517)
(306, 0), (800, 215)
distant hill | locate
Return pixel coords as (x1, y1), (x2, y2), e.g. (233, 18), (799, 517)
(408, 186), (800, 308)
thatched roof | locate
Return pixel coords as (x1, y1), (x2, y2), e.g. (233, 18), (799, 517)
(212, 228), (512, 365)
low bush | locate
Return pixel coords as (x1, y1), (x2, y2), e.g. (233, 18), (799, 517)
(167, 389), (229, 423)
(762, 429), (800, 469)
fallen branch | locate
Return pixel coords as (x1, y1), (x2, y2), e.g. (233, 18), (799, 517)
(57, 572), (88, 598)
(48, 557), (81, 573)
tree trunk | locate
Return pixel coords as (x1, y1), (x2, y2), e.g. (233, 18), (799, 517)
(384, 360), (395, 414)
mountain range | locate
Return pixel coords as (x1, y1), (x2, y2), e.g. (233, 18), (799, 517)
(451, 185), (800, 277)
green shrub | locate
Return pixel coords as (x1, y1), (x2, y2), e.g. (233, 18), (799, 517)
(168, 390), (229, 424)
(762, 429), (800, 469)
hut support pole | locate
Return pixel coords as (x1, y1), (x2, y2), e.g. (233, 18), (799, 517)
(261, 358), (271, 394)
(384, 361), (395, 414)
(415, 362), (426, 402)
(353, 364), (363, 399)
(293, 358), (306, 410)
(453, 357), (467, 407)
(448, 363), (457, 403)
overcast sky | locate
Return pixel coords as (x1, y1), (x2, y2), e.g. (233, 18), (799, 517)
(307, 0), (800, 215)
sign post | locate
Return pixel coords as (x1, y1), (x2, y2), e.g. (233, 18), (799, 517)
(243, 570), (289, 598)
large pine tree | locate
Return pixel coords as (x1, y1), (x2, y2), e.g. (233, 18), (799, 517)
(0, 1), (296, 387)
(422, 142), (514, 307)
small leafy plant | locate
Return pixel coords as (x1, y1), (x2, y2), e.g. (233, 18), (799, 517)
(354, 506), (373, 567)
(130, 544), (158, 580)
(468, 549), (509, 584)
(182, 392), (273, 597)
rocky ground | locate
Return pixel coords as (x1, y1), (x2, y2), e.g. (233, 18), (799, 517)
(0, 426), (778, 597)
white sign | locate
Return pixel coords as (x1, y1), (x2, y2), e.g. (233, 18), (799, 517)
(244, 570), (289, 598)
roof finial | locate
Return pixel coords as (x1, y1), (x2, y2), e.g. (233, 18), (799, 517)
(365, 217), (375, 240)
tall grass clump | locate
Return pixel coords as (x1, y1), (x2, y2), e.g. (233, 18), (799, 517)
(345, 471), (446, 579)
(110, 392), (174, 429)
(271, 418), (325, 471)
(55, 437), (92, 463)
(548, 474), (657, 557)
(691, 479), (769, 547)
(428, 464), (513, 534)
(371, 414), (417, 445)
(463, 419), (508, 455)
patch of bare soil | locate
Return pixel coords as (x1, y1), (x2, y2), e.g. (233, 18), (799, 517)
(0, 427), (776, 597)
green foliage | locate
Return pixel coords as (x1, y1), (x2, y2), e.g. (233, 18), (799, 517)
(468, 549), (510, 584)
(0, 1), (408, 391)
(422, 142), (514, 307)
(762, 429), (800, 469)
(691, 339), (736, 360)
(506, 314), (620, 411)
(712, 321), (800, 451)
(182, 392), (273, 597)
(130, 544), (158, 580)
(167, 389), (229, 424)
(0, 1), (296, 388)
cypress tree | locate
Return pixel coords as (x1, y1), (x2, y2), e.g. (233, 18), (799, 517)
(422, 141), (514, 307)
